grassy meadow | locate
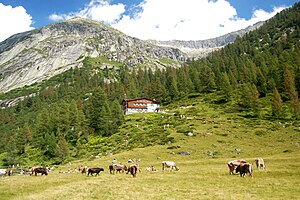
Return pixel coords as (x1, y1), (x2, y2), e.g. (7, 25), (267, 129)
(1, 94), (300, 199)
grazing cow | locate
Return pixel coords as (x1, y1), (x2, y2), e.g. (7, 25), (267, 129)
(114, 164), (127, 173)
(109, 165), (113, 174)
(162, 161), (179, 171)
(81, 166), (88, 175)
(7, 169), (13, 176)
(109, 164), (127, 174)
(87, 168), (104, 176)
(255, 158), (266, 170)
(32, 167), (48, 176)
(0, 169), (7, 176)
(109, 165), (114, 174)
(227, 160), (247, 175)
(127, 165), (138, 177)
(236, 163), (253, 178)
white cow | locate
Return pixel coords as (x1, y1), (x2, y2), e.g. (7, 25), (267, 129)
(255, 158), (266, 170)
(162, 161), (179, 171)
(0, 169), (7, 176)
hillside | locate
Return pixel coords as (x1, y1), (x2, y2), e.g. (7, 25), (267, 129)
(0, 94), (299, 199)
(0, 17), (187, 93)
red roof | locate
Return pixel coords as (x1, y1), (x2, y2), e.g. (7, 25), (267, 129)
(124, 97), (160, 104)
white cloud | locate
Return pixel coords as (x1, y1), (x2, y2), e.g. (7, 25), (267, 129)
(49, 0), (288, 41)
(49, 0), (125, 24)
(113, 0), (287, 40)
(0, 3), (34, 42)
(49, 13), (66, 21)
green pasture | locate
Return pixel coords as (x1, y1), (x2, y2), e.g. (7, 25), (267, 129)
(1, 94), (300, 199)
(0, 137), (299, 199)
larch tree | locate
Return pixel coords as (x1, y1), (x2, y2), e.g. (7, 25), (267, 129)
(272, 87), (284, 118)
(283, 68), (300, 118)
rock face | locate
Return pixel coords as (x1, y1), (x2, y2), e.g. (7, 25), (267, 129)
(150, 21), (264, 58)
(0, 18), (187, 93)
(0, 18), (263, 93)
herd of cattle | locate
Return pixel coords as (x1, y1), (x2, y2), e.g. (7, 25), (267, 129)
(227, 157), (266, 177)
(0, 158), (265, 178)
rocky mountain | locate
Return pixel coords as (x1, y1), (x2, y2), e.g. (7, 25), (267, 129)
(150, 21), (264, 57)
(0, 17), (187, 93)
(0, 17), (264, 94)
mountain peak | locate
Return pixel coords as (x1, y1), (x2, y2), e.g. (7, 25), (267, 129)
(0, 18), (187, 93)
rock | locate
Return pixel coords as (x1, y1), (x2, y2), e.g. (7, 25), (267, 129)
(0, 18), (187, 93)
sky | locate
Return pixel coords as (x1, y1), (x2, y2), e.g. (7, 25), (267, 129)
(0, 0), (299, 42)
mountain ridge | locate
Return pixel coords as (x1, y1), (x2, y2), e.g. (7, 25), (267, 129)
(149, 21), (264, 57)
(0, 17), (187, 93)
(0, 18), (264, 93)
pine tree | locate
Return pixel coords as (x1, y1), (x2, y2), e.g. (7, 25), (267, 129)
(251, 84), (261, 116)
(256, 68), (267, 97)
(52, 101), (71, 135)
(18, 122), (33, 154)
(67, 100), (80, 145)
(149, 68), (166, 102)
(165, 67), (179, 100)
(272, 87), (284, 118)
(228, 70), (238, 89)
(176, 68), (189, 97)
(23, 122), (32, 143)
(44, 132), (56, 158)
(199, 66), (216, 92)
(110, 99), (124, 134)
(34, 108), (52, 148)
(283, 68), (300, 118)
(189, 67), (201, 92)
(55, 132), (69, 164)
(87, 87), (112, 136)
(221, 73), (232, 100)
(240, 84), (260, 115)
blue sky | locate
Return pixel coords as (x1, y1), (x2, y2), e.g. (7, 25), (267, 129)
(0, 0), (299, 42)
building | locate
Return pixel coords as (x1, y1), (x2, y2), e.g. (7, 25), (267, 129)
(122, 97), (160, 114)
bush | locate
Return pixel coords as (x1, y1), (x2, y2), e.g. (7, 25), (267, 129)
(176, 125), (192, 134)
(255, 130), (266, 136)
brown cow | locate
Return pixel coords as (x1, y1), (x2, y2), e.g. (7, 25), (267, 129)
(109, 164), (127, 174)
(7, 168), (13, 176)
(255, 158), (266, 170)
(81, 166), (88, 175)
(109, 165), (114, 174)
(236, 163), (253, 178)
(127, 164), (138, 177)
(32, 167), (48, 176)
(227, 160), (247, 175)
(87, 168), (104, 176)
